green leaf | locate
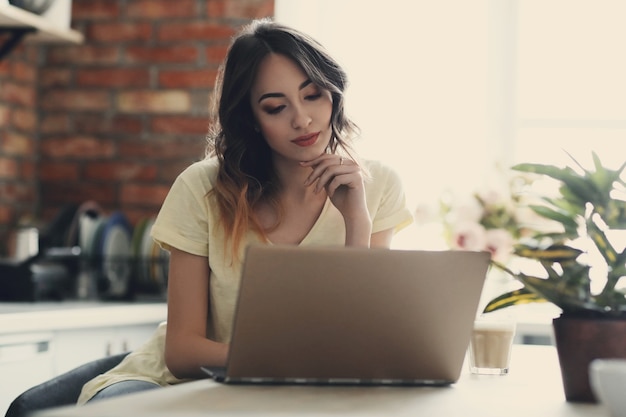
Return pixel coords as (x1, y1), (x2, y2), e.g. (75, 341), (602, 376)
(560, 176), (602, 205)
(483, 288), (546, 314)
(527, 204), (578, 232)
(514, 244), (582, 262)
(541, 196), (584, 218)
(512, 163), (577, 182)
(587, 218), (618, 266)
(600, 199), (626, 229)
(512, 161), (599, 207)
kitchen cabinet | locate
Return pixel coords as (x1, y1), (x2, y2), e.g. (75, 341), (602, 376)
(0, 331), (54, 417)
(0, 302), (166, 416)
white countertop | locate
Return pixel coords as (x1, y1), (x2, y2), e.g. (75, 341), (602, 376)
(35, 345), (606, 417)
(0, 302), (167, 335)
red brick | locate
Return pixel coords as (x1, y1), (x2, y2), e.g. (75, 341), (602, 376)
(117, 91), (191, 114)
(40, 114), (70, 134)
(124, 46), (198, 64)
(77, 68), (150, 88)
(207, 0), (274, 19)
(111, 116), (144, 134)
(0, 182), (35, 201)
(0, 205), (12, 224)
(205, 44), (229, 63)
(40, 90), (111, 112)
(11, 61), (37, 83)
(41, 182), (117, 206)
(158, 69), (216, 89)
(39, 162), (80, 181)
(0, 157), (19, 178)
(123, 208), (160, 226)
(150, 116), (209, 135)
(72, 114), (144, 135)
(120, 183), (170, 206)
(39, 68), (73, 88)
(21, 160), (36, 180)
(40, 136), (115, 158)
(126, 0), (196, 18)
(47, 45), (120, 65)
(0, 105), (9, 126)
(87, 22), (153, 43)
(0, 61), (9, 77)
(157, 22), (235, 42)
(72, 0), (120, 19)
(2, 131), (34, 155)
(119, 138), (206, 160)
(11, 109), (37, 132)
(85, 161), (158, 182)
(23, 46), (39, 63)
(0, 83), (35, 107)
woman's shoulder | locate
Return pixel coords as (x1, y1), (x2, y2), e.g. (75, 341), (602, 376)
(362, 158), (402, 183)
(180, 156), (219, 176)
(176, 157), (220, 187)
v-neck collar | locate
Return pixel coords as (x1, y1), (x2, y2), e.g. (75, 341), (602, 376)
(265, 197), (331, 246)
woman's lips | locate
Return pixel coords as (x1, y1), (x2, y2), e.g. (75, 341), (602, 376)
(291, 132), (319, 147)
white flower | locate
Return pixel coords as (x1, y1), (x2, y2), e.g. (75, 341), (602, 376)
(413, 202), (438, 224)
(476, 189), (503, 206)
(452, 196), (483, 223)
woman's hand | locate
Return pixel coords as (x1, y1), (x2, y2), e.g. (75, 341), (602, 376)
(301, 154), (372, 246)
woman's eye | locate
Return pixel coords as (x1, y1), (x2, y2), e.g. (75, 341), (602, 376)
(305, 93), (322, 101)
(265, 105), (285, 115)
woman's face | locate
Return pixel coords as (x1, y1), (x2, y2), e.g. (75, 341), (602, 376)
(249, 53), (333, 165)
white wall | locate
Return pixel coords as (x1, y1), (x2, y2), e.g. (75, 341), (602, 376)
(276, 1), (491, 215)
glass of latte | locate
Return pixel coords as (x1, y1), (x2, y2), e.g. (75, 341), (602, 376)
(468, 316), (516, 375)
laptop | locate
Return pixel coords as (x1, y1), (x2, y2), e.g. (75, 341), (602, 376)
(202, 245), (490, 386)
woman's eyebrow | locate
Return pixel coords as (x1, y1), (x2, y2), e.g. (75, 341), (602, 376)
(257, 79), (313, 103)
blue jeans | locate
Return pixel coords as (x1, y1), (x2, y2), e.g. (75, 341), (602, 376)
(88, 380), (161, 402)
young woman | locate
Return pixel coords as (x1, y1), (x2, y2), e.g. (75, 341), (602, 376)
(78, 18), (413, 404)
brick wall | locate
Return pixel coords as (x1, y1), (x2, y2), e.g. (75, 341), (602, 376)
(0, 40), (39, 255)
(0, 0), (274, 255)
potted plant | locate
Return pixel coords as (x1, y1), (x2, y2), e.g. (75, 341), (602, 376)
(483, 152), (626, 403)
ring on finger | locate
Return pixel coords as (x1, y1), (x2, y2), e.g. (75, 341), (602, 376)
(339, 157), (344, 165)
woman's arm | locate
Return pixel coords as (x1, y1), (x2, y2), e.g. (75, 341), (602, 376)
(164, 247), (228, 379)
(370, 228), (395, 248)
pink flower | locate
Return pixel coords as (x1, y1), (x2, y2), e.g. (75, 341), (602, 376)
(451, 222), (487, 251)
(485, 229), (514, 263)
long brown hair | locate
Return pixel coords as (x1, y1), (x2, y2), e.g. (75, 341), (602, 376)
(206, 19), (359, 257)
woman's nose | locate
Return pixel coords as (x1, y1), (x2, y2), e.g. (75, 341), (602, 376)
(291, 106), (312, 129)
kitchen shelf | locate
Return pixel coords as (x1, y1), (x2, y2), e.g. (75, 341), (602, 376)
(0, 0), (84, 60)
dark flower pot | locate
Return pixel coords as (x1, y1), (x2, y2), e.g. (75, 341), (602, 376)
(553, 314), (626, 402)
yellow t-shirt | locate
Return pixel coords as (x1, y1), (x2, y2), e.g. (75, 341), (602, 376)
(77, 157), (413, 404)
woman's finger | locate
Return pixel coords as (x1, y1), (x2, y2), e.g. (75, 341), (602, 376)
(302, 155), (351, 187)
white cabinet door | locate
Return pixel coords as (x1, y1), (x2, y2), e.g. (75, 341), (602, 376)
(53, 323), (159, 375)
(52, 328), (116, 375)
(0, 332), (55, 417)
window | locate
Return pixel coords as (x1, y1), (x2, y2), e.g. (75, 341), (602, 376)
(276, 0), (626, 249)
(514, 0), (626, 171)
